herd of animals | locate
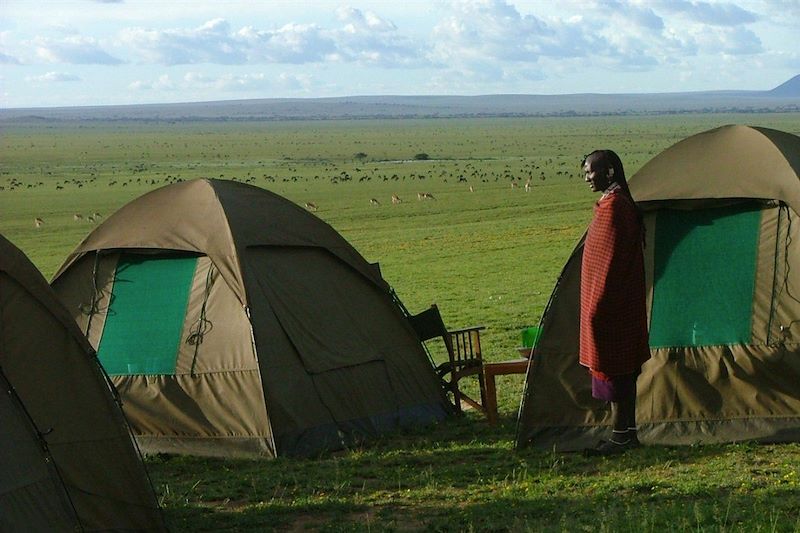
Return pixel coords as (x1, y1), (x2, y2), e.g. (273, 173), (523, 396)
(27, 171), (550, 224)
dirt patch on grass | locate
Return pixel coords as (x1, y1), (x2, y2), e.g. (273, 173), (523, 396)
(284, 506), (431, 531)
(285, 514), (335, 531)
(200, 499), (254, 512)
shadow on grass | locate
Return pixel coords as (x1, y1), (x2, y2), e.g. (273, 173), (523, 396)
(160, 485), (800, 532)
(146, 413), (800, 531)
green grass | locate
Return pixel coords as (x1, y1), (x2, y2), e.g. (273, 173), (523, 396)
(150, 432), (799, 532)
(1, 113), (799, 531)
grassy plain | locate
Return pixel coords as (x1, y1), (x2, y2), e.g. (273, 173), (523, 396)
(1, 113), (800, 531)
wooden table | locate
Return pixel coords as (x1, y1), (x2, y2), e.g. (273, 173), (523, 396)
(483, 358), (530, 425)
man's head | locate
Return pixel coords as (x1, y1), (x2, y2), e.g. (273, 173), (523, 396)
(582, 150), (626, 193)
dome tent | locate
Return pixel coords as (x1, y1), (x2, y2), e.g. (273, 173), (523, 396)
(52, 178), (448, 458)
(0, 234), (164, 531)
(517, 125), (800, 451)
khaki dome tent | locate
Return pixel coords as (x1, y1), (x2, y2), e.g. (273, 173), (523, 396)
(52, 178), (448, 458)
(0, 234), (164, 531)
(517, 125), (800, 451)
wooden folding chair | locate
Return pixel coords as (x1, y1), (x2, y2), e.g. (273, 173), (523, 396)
(408, 304), (487, 416)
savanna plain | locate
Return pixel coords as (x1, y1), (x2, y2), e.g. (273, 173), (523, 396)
(1, 113), (799, 531)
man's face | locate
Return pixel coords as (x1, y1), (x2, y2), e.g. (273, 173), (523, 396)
(584, 159), (610, 193)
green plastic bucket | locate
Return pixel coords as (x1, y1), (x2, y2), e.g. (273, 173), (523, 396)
(521, 326), (541, 348)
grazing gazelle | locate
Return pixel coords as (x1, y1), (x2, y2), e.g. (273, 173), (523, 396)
(370, 198), (380, 206)
(417, 192), (436, 200)
(304, 202), (318, 212)
(34, 217), (44, 228)
(391, 194), (402, 204)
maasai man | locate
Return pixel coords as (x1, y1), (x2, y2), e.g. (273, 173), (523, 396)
(580, 149), (650, 456)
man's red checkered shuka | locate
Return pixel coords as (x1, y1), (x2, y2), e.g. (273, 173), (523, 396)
(579, 188), (650, 377)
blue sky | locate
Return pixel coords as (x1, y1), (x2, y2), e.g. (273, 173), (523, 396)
(1, 0), (798, 108)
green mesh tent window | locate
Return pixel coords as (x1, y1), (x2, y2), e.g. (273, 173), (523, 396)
(98, 253), (197, 375)
(649, 203), (762, 348)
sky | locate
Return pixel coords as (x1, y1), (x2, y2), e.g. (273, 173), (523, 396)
(1, 0), (798, 109)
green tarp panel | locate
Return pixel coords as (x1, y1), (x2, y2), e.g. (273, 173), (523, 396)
(650, 203), (761, 348)
(98, 254), (197, 375)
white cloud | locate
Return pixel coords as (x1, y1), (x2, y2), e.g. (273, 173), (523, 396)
(432, 1), (552, 63)
(333, 8), (428, 67)
(119, 12), (425, 68)
(336, 6), (397, 33)
(214, 72), (271, 91)
(33, 35), (122, 64)
(768, 0), (800, 19)
(657, 0), (759, 26)
(237, 23), (337, 63)
(0, 52), (22, 64)
(26, 71), (81, 82)
(277, 72), (311, 91)
(425, 0), (770, 83)
(598, 0), (665, 31)
(127, 80), (149, 91)
(129, 74), (175, 91)
(9, 3), (780, 77)
(182, 71), (217, 85)
(121, 19), (246, 65)
(431, 0), (659, 68)
(687, 25), (763, 55)
(1, 0), (795, 106)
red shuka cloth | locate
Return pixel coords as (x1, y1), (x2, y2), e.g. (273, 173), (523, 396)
(579, 188), (650, 377)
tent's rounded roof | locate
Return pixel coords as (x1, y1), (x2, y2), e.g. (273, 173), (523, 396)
(2, 234), (86, 339)
(54, 179), (384, 305)
(630, 125), (800, 212)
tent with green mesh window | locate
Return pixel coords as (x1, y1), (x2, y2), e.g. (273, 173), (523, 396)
(51, 179), (448, 458)
(0, 233), (165, 531)
(517, 125), (800, 451)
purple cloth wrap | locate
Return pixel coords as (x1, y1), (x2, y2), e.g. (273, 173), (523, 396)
(592, 373), (638, 402)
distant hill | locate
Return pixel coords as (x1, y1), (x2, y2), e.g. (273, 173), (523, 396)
(770, 74), (800, 97)
(1, 75), (797, 123)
